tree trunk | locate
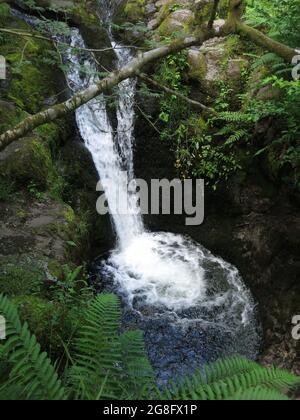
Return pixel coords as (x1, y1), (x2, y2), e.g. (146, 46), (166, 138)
(0, 34), (206, 151)
(224, 0), (297, 62)
(236, 21), (297, 62)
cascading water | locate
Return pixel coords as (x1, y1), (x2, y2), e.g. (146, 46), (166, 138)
(14, 5), (261, 382)
(65, 23), (261, 381)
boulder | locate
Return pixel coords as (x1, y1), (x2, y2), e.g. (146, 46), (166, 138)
(188, 36), (248, 94)
(159, 9), (194, 36)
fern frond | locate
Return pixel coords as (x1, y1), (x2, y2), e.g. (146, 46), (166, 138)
(120, 330), (155, 399)
(0, 294), (66, 400)
(158, 357), (300, 401)
(227, 386), (290, 401)
(251, 53), (284, 70)
(224, 129), (249, 146)
(216, 112), (252, 123)
(68, 293), (122, 400)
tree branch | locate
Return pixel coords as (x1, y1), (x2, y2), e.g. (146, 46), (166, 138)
(0, 27), (144, 53)
(236, 21), (297, 62)
(225, 0), (297, 62)
(138, 73), (216, 115)
(0, 34), (207, 150)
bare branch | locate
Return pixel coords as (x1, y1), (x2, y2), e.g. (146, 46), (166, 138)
(138, 73), (216, 115)
(0, 27), (145, 53)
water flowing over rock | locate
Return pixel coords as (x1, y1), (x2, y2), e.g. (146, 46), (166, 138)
(62, 1), (261, 381)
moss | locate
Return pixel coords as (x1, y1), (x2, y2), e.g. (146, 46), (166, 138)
(0, 104), (28, 134)
(194, 0), (214, 25)
(188, 51), (208, 81)
(47, 259), (64, 279)
(123, 0), (146, 23)
(0, 175), (15, 202)
(0, 257), (44, 297)
(0, 138), (53, 190)
(61, 207), (90, 262)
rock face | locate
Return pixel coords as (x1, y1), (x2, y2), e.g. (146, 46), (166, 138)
(134, 90), (300, 374)
(188, 36), (248, 93)
(0, 6), (114, 277)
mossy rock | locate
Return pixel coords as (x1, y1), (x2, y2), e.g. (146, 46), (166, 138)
(194, 0), (215, 25)
(0, 137), (54, 190)
(188, 48), (208, 81)
(159, 9), (195, 37)
(123, 0), (146, 22)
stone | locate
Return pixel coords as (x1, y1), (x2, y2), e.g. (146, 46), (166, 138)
(159, 9), (194, 36)
(188, 48), (207, 81)
(148, 18), (159, 29)
(145, 3), (157, 15)
(213, 18), (226, 33)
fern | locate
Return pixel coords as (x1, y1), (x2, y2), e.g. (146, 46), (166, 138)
(0, 294), (299, 400)
(216, 111), (252, 123)
(120, 330), (155, 399)
(227, 386), (290, 401)
(68, 294), (154, 400)
(251, 53), (284, 70)
(157, 357), (300, 401)
(0, 294), (66, 400)
(68, 293), (122, 399)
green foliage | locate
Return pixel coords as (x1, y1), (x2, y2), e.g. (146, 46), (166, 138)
(157, 357), (300, 400)
(0, 293), (66, 400)
(0, 3), (10, 17)
(49, 265), (93, 307)
(174, 117), (242, 188)
(155, 52), (190, 130)
(0, 262), (44, 297)
(246, 0), (300, 47)
(68, 294), (154, 400)
(0, 294), (299, 400)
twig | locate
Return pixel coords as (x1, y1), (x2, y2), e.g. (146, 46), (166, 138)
(0, 27), (145, 53)
(138, 73), (216, 115)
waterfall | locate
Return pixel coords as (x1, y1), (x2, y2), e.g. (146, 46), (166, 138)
(66, 30), (143, 246)
(65, 27), (260, 368)
(12, 5), (261, 379)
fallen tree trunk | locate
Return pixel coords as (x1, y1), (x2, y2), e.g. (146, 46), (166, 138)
(0, 35), (206, 151)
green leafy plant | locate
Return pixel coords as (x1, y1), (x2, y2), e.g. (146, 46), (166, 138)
(0, 293), (299, 400)
(246, 0), (300, 48)
(49, 265), (93, 307)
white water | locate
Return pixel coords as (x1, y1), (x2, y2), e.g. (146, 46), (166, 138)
(66, 30), (143, 246)
(62, 10), (260, 355)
